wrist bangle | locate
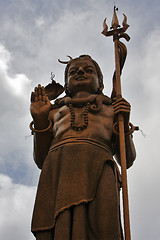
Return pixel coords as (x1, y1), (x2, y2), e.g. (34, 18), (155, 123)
(29, 119), (52, 134)
(113, 122), (139, 136)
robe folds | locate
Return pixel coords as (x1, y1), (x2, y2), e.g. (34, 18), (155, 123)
(31, 137), (123, 239)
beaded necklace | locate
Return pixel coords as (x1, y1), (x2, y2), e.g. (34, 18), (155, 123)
(68, 103), (91, 131)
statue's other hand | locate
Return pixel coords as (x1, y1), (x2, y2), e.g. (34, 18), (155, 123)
(30, 84), (51, 122)
(112, 97), (131, 129)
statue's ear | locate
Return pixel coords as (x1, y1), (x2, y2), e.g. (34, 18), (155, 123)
(45, 80), (64, 100)
(98, 81), (104, 94)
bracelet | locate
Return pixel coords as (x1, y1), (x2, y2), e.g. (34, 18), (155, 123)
(29, 119), (52, 134)
(113, 122), (139, 136)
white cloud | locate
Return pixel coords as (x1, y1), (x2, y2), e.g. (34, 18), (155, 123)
(0, 0), (160, 239)
(142, 28), (160, 98)
(0, 43), (39, 185)
(7, 73), (30, 96)
(0, 45), (10, 71)
(0, 174), (36, 240)
(0, 43), (31, 97)
(35, 17), (45, 27)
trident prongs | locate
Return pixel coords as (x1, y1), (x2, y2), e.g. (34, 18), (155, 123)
(102, 18), (108, 35)
(122, 14), (130, 31)
(102, 6), (130, 40)
(111, 6), (120, 30)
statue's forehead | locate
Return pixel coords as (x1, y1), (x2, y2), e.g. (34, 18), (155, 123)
(69, 59), (95, 69)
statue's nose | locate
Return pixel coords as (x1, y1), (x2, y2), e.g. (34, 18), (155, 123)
(77, 68), (84, 75)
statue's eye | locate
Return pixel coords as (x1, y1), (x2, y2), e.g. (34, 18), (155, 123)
(85, 68), (94, 73)
(69, 69), (77, 75)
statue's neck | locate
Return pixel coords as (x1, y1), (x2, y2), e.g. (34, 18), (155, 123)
(72, 91), (92, 99)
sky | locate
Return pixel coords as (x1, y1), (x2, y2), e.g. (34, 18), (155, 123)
(0, 0), (160, 239)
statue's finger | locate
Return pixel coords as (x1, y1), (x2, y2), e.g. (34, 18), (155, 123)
(42, 94), (47, 103)
(41, 87), (46, 101)
(38, 84), (42, 96)
(113, 101), (130, 109)
(42, 86), (45, 96)
(31, 92), (35, 102)
(114, 106), (130, 112)
(114, 103), (130, 109)
(34, 87), (38, 102)
(112, 97), (117, 102)
(38, 94), (42, 101)
(42, 94), (45, 102)
(113, 97), (130, 105)
(115, 108), (130, 114)
(45, 95), (50, 105)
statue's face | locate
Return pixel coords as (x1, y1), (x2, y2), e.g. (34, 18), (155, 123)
(67, 59), (99, 96)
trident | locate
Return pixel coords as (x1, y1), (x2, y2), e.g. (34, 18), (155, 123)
(102, 7), (138, 240)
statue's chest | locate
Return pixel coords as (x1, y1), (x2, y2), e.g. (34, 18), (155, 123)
(53, 105), (88, 120)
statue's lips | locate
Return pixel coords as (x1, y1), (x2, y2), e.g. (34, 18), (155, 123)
(76, 76), (87, 81)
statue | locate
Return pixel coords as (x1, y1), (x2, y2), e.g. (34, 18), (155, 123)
(30, 8), (137, 240)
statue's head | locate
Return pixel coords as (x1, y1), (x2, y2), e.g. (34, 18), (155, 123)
(60, 55), (104, 96)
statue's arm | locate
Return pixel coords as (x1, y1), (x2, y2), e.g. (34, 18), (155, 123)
(30, 84), (53, 169)
(114, 134), (136, 169)
(33, 120), (53, 169)
(125, 134), (136, 168)
(112, 98), (136, 169)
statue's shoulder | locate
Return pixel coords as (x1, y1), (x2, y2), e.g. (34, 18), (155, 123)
(50, 96), (68, 110)
(50, 94), (112, 111)
(101, 94), (112, 105)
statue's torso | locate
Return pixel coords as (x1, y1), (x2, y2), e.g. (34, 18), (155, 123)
(49, 103), (114, 145)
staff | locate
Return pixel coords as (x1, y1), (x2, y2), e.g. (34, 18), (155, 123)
(102, 7), (138, 240)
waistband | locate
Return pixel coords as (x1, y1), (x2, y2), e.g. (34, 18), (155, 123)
(49, 137), (113, 156)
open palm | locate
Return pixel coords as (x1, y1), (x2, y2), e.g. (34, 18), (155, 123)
(30, 84), (51, 121)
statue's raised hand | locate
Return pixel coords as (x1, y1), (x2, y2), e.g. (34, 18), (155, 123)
(30, 84), (51, 124)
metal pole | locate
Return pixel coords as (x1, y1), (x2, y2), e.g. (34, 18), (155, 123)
(114, 35), (131, 240)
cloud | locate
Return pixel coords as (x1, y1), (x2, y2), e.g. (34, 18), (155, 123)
(0, 0), (160, 239)
(0, 174), (36, 240)
(7, 73), (30, 97)
(0, 43), (31, 97)
(0, 43), (39, 185)
(35, 17), (45, 28)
